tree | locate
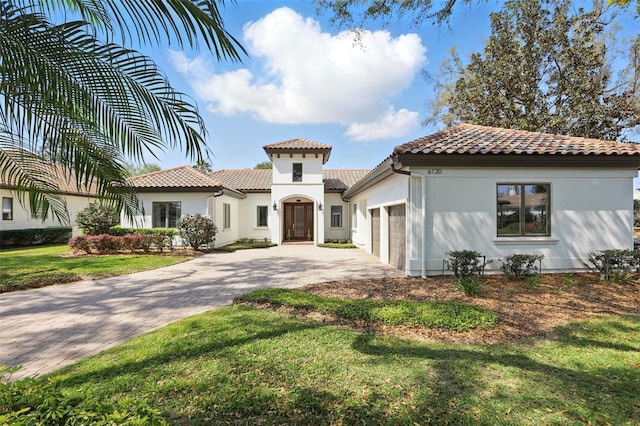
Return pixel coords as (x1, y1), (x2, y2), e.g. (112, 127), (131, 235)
(0, 0), (245, 223)
(76, 202), (120, 235)
(428, 0), (640, 140)
(124, 163), (162, 177)
(193, 160), (213, 173)
(313, 0), (472, 26)
(254, 161), (273, 169)
(314, 0), (640, 28)
(178, 214), (218, 250)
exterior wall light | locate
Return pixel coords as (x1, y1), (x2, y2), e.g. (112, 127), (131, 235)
(318, 203), (323, 211)
(273, 202), (277, 211)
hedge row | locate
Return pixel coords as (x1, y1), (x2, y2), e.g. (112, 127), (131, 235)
(0, 228), (72, 249)
(69, 233), (174, 254)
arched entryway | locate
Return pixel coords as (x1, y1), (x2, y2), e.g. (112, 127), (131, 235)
(283, 201), (314, 241)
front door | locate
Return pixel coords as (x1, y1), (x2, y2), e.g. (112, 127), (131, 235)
(284, 202), (314, 241)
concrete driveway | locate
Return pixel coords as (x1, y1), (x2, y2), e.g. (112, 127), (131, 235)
(0, 245), (401, 380)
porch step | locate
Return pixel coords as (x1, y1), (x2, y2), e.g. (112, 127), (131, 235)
(282, 241), (314, 245)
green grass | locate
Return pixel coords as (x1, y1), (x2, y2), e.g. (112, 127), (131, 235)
(317, 242), (356, 248)
(0, 245), (193, 293)
(236, 288), (497, 331)
(215, 242), (277, 252)
(17, 308), (638, 425)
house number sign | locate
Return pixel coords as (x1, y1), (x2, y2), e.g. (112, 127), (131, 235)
(426, 169), (443, 175)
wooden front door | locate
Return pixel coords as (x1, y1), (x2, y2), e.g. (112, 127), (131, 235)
(284, 202), (314, 241)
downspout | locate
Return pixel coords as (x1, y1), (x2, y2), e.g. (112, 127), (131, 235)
(391, 159), (427, 279)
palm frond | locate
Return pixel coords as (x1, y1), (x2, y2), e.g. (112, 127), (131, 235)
(0, 1), (209, 221)
(13, 0), (246, 60)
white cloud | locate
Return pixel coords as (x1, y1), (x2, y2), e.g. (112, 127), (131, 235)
(170, 7), (427, 142)
(345, 109), (420, 141)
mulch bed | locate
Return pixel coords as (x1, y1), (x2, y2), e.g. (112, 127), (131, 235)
(283, 274), (640, 344)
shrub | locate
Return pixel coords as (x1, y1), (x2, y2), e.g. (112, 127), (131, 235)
(456, 276), (484, 297)
(446, 250), (486, 278)
(0, 228), (72, 249)
(584, 249), (639, 282)
(76, 202), (119, 235)
(68, 235), (92, 253)
(121, 234), (144, 253)
(178, 214), (217, 250)
(91, 234), (122, 253)
(500, 254), (544, 279)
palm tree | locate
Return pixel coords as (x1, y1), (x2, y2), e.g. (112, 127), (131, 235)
(0, 0), (245, 222)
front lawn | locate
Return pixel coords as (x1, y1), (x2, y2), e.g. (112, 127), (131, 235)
(6, 307), (638, 425)
(0, 245), (193, 293)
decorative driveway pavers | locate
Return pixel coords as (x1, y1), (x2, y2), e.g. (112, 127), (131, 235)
(0, 245), (401, 380)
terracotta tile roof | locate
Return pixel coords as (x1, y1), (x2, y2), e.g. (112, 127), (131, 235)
(208, 168), (372, 193)
(323, 169), (371, 191)
(263, 138), (332, 150)
(0, 158), (99, 196)
(263, 138), (333, 164)
(210, 169), (272, 191)
(394, 123), (640, 156)
(128, 166), (221, 189)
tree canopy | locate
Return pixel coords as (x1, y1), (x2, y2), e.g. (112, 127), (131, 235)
(428, 0), (640, 140)
(254, 161), (273, 169)
(313, 0), (639, 27)
(0, 0), (245, 223)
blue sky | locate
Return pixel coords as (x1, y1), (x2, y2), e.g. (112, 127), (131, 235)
(142, 0), (639, 179)
(143, 0), (497, 171)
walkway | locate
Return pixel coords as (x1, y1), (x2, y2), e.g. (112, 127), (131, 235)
(0, 245), (401, 380)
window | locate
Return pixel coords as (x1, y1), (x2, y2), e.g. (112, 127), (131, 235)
(292, 163), (303, 182)
(223, 203), (231, 229)
(257, 205), (268, 227)
(331, 205), (342, 227)
(497, 184), (550, 236)
(152, 202), (181, 228)
(352, 204), (358, 228)
(2, 197), (13, 220)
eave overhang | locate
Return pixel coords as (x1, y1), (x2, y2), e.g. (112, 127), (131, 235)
(394, 153), (640, 169)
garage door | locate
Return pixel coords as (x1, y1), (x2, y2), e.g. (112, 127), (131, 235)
(388, 204), (406, 270)
(371, 208), (380, 258)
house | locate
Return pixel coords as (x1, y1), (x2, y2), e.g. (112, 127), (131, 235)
(0, 164), (98, 236)
(123, 124), (640, 276)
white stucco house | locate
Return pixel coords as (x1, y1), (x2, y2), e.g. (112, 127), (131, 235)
(0, 165), (98, 236)
(122, 124), (640, 276)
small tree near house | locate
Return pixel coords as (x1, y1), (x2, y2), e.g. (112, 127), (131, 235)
(76, 202), (119, 235)
(178, 214), (218, 250)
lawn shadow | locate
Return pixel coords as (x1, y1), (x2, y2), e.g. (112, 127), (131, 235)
(350, 317), (640, 425)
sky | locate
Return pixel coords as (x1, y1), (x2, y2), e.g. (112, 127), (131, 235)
(141, 0), (639, 179)
(143, 0), (497, 171)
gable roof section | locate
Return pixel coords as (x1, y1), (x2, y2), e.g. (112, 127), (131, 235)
(394, 124), (640, 167)
(128, 166), (223, 193)
(263, 138), (333, 164)
(210, 169), (272, 192)
(346, 124), (640, 199)
(208, 169), (371, 193)
(323, 169), (370, 192)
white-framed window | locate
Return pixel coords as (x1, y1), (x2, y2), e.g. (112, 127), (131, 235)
(331, 205), (342, 227)
(352, 204), (358, 228)
(257, 205), (268, 227)
(497, 183), (550, 236)
(223, 203), (231, 229)
(152, 202), (181, 228)
(292, 163), (303, 182)
(2, 197), (13, 221)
